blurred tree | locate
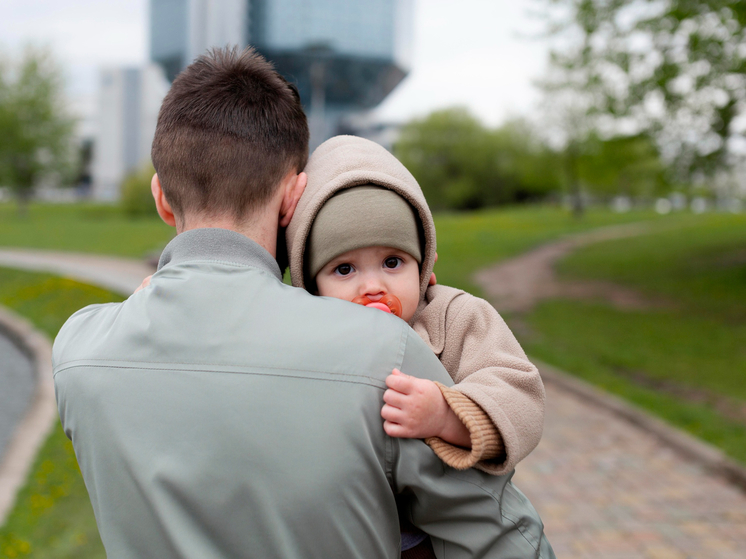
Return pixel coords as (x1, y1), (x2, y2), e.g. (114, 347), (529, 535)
(578, 133), (669, 198)
(395, 108), (492, 210)
(395, 108), (562, 211)
(0, 47), (76, 214)
(491, 118), (564, 203)
(539, 0), (746, 182)
(533, 92), (596, 217)
(121, 162), (157, 218)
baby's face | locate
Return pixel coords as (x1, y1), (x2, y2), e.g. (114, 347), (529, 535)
(315, 245), (420, 322)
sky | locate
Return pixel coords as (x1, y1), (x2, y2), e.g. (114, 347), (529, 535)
(375, 0), (549, 126)
(0, 0), (551, 134)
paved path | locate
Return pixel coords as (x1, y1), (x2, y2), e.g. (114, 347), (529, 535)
(0, 306), (56, 526)
(2, 245), (746, 558)
(0, 248), (154, 297)
(515, 380), (746, 558)
(476, 226), (746, 559)
(0, 332), (34, 461)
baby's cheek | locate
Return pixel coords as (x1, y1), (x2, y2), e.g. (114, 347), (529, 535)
(400, 293), (420, 322)
(315, 276), (342, 299)
(318, 280), (359, 305)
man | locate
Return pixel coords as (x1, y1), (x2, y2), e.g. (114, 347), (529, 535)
(53, 46), (553, 558)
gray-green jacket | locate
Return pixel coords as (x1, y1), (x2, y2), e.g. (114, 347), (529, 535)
(53, 228), (553, 559)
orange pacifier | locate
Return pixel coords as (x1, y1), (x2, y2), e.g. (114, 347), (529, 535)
(352, 294), (403, 317)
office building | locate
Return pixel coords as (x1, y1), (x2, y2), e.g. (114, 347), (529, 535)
(91, 65), (170, 201)
(150, 0), (412, 147)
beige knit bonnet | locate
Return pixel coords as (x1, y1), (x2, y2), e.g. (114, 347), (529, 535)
(305, 185), (422, 279)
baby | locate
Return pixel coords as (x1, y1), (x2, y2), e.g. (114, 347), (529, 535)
(286, 135), (546, 557)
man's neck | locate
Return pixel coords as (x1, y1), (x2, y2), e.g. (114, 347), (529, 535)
(177, 212), (279, 257)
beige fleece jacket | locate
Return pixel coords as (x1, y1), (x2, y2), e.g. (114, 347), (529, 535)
(287, 135), (545, 475)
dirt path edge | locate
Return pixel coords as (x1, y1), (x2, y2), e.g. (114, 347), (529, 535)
(473, 222), (657, 313)
(471, 220), (746, 492)
(0, 306), (57, 527)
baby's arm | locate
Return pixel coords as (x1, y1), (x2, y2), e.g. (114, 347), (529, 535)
(381, 369), (470, 447)
(389, 286), (545, 475)
(431, 293), (544, 475)
(382, 368), (507, 473)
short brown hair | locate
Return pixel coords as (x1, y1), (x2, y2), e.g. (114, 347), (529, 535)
(151, 46), (309, 220)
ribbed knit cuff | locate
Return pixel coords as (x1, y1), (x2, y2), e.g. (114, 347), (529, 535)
(424, 382), (505, 470)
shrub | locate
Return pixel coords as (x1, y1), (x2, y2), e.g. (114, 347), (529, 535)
(395, 108), (563, 211)
(120, 162), (156, 218)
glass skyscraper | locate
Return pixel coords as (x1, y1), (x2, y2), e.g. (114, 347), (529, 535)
(150, 0), (412, 145)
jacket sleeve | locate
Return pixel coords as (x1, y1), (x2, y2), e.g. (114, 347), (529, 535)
(393, 328), (555, 558)
(430, 294), (545, 475)
(393, 436), (555, 558)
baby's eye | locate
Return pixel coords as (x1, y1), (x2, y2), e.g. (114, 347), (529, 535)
(334, 263), (353, 276)
(383, 256), (402, 269)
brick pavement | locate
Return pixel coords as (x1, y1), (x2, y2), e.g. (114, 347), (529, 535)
(515, 381), (746, 559)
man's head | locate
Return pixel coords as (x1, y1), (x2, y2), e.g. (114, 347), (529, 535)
(151, 46), (309, 229)
(307, 186), (424, 322)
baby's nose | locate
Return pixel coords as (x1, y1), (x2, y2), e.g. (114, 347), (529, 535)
(362, 277), (385, 299)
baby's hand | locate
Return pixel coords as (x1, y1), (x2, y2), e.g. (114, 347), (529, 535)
(134, 275), (152, 294)
(381, 369), (451, 440)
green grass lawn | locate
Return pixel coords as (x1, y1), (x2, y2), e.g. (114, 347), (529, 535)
(0, 267), (116, 558)
(0, 202), (655, 269)
(0, 204), (173, 258)
(522, 212), (746, 464)
(433, 205), (660, 292)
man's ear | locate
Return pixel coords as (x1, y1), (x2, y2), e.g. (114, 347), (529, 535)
(151, 173), (177, 227)
(279, 171), (308, 228)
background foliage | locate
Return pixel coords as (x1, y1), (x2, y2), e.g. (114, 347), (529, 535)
(540, 0), (746, 182)
(394, 108), (563, 210)
(0, 47), (76, 211)
(120, 162), (158, 218)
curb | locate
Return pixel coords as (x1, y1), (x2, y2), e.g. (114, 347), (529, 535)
(0, 306), (57, 526)
(534, 358), (746, 492)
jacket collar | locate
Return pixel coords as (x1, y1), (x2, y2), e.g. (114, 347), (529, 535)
(157, 228), (282, 280)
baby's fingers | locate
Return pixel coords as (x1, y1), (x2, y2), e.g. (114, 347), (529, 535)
(381, 403), (406, 424)
(382, 388), (407, 409)
(383, 420), (413, 438)
(134, 275), (152, 294)
(385, 369), (415, 394)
